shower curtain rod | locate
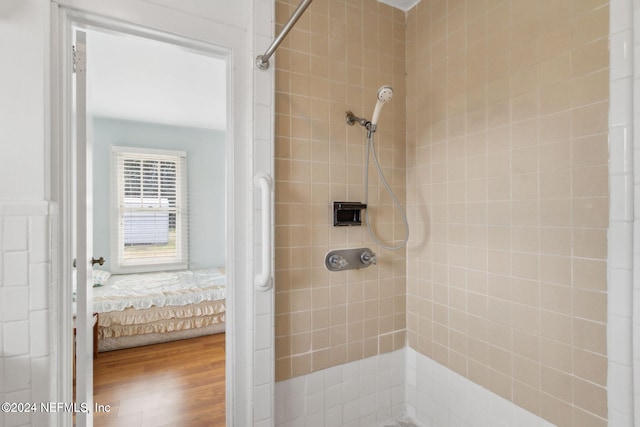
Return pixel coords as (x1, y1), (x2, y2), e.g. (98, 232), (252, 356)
(256, 0), (314, 70)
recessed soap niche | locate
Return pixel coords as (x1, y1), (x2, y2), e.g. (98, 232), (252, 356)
(333, 201), (366, 226)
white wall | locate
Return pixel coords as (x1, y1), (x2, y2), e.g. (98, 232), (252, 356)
(0, 0), (48, 201)
(0, 2), (57, 426)
(0, 0), (276, 426)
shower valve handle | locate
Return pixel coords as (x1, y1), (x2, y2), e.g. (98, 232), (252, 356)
(361, 250), (377, 265)
(328, 254), (349, 269)
(325, 248), (377, 271)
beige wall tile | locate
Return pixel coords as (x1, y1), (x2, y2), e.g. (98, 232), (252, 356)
(573, 258), (607, 291)
(573, 378), (608, 418)
(541, 366), (573, 402)
(571, 38), (608, 78)
(513, 380), (541, 416)
(487, 368), (512, 401)
(571, 69), (609, 106)
(540, 337), (573, 372)
(574, 347), (607, 386)
(540, 255), (572, 285)
(573, 134), (608, 168)
(513, 355), (540, 389)
(540, 310), (574, 344)
(276, 1), (609, 426)
(540, 227), (572, 256)
(276, 0), (407, 381)
(511, 278), (540, 306)
(512, 303), (540, 335)
(571, 0), (608, 15)
(571, 101), (608, 139)
(275, 357), (291, 382)
(540, 393), (574, 427)
(574, 289), (607, 323)
(540, 140), (571, 171)
(407, 0), (608, 425)
(539, 111), (571, 143)
(541, 283), (573, 315)
(573, 318), (607, 355)
(291, 353), (312, 377)
(540, 52), (571, 86)
(573, 407), (607, 427)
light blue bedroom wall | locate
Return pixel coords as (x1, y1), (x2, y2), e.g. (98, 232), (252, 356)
(91, 116), (225, 271)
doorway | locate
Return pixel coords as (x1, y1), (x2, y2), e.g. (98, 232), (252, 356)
(68, 21), (231, 427)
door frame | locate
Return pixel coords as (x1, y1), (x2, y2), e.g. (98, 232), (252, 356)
(51, 3), (246, 426)
(72, 28), (94, 427)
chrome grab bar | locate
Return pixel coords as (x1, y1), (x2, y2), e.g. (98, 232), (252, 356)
(254, 173), (273, 290)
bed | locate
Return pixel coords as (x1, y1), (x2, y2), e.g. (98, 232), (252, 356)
(91, 268), (226, 352)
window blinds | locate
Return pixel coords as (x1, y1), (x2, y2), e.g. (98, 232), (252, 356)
(112, 147), (188, 270)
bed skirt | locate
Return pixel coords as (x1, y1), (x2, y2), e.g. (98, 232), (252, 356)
(98, 322), (225, 352)
(98, 299), (226, 352)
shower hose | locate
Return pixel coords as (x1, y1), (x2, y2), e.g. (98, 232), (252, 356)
(363, 132), (410, 251)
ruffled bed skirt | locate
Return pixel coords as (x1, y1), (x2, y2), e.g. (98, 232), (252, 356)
(97, 299), (226, 351)
(98, 322), (225, 352)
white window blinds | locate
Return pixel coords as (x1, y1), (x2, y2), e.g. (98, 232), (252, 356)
(112, 147), (188, 271)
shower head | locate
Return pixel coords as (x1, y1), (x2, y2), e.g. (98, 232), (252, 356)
(377, 85), (394, 103)
(371, 85), (394, 128)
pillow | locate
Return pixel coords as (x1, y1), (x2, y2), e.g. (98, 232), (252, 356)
(92, 269), (111, 287)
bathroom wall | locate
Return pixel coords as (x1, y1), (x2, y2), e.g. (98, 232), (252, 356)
(274, 0), (408, 381)
(405, 1), (609, 426)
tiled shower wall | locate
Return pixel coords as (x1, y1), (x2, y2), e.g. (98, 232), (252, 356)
(0, 202), (55, 427)
(405, 1), (609, 426)
(274, 0), (408, 381)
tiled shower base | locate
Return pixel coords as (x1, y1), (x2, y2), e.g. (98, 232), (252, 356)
(275, 347), (552, 427)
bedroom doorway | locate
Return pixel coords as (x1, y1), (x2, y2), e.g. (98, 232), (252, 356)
(71, 23), (230, 426)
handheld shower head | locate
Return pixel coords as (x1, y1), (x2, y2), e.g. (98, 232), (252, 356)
(370, 85), (394, 127)
(377, 85), (394, 103)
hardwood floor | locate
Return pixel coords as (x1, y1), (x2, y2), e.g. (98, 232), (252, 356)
(93, 333), (225, 427)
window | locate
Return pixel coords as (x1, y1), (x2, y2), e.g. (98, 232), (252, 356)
(112, 147), (188, 271)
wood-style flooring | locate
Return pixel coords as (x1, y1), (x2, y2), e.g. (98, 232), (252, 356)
(93, 333), (225, 427)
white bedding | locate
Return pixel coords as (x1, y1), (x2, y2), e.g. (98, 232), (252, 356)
(93, 268), (226, 313)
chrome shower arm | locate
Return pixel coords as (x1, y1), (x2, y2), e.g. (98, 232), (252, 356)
(256, 0), (314, 70)
(345, 111), (371, 129)
(346, 111), (376, 137)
